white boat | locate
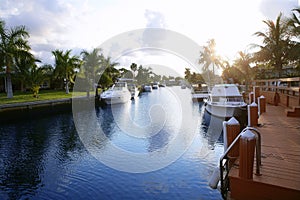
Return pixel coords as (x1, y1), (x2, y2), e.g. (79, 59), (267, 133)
(117, 78), (138, 99)
(192, 84), (210, 102)
(100, 82), (131, 104)
(152, 83), (159, 89)
(143, 85), (152, 92)
(127, 83), (139, 99)
(205, 84), (247, 118)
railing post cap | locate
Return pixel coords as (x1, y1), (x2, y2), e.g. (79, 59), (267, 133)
(249, 102), (257, 107)
(227, 117), (239, 125)
(241, 130), (256, 140)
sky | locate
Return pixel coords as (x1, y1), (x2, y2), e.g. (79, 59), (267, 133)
(0, 0), (299, 76)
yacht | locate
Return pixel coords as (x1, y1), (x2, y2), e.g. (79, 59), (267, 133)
(143, 85), (152, 92)
(205, 84), (247, 118)
(152, 83), (159, 89)
(191, 83), (210, 102)
(100, 82), (131, 104)
(127, 83), (139, 99)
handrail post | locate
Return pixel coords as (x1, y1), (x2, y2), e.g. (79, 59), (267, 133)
(242, 127), (262, 175)
(218, 126), (263, 198)
(239, 130), (256, 180)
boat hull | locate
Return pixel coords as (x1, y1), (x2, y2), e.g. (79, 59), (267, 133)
(143, 86), (152, 92)
(204, 103), (248, 128)
(102, 95), (130, 104)
(205, 103), (247, 119)
(101, 91), (131, 104)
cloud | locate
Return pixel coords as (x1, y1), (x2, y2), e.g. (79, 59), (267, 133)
(259, 0), (298, 20)
(144, 9), (166, 28)
(142, 10), (168, 48)
(2, 0), (298, 68)
(0, 0), (88, 64)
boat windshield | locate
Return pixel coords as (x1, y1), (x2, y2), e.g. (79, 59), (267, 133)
(115, 82), (126, 87)
(227, 96), (243, 102)
(113, 82), (127, 90)
(212, 96), (243, 102)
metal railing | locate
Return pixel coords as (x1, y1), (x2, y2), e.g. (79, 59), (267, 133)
(219, 127), (262, 199)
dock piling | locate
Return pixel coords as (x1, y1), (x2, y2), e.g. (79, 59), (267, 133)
(223, 117), (240, 158)
(249, 92), (254, 104)
(258, 95), (266, 115)
(248, 102), (258, 127)
(253, 86), (260, 104)
(239, 130), (256, 180)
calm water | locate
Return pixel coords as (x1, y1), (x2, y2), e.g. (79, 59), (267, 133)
(0, 86), (224, 200)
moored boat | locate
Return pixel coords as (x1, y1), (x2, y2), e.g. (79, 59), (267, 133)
(100, 82), (131, 104)
(127, 83), (139, 99)
(118, 78), (138, 99)
(205, 84), (247, 118)
(191, 83), (210, 102)
(143, 85), (152, 92)
(152, 84), (159, 89)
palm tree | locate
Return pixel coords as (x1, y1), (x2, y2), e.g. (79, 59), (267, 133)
(253, 13), (291, 78)
(52, 49), (81, 94)
(184, 68), (192, 83)
(98, 55), (119, 89)
(233, 51), (253, 91)
(15, 51), (39, 92)
(28, 64), (52, 97)
(288, 7), (300, 37)
(287, 8), (300, 73)
(81, 48), (102, 97)
(135, 65), (153, 85)
(198, 39), (223, 86)
(130, 63), (137, 78)
(0, 20), (30, 98)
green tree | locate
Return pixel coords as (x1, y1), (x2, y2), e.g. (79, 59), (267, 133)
(52, 49), (81, 94)
(253, 13), (291, 78)
(288, 7), (300, 37)
(191, 72), (205, 84)
(130, 63), (137, 78)
(198, 39), (223, 86)
(184, 68), (192, 83)
(222, 66), (244, 84)
(287, 7), (300, 74)
(0, 20), (31, 98)
(81, 48), (102, 97)
(135, 65), (152, 85)
(119, 67), (133, 79)
(14, 51), (39, 92)
(98, 56), (119, 89)
(233, 51), (253, 90)
(28, 64), (52, 97)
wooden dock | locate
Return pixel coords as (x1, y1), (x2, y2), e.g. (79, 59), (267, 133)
(229, 104), (300, 200)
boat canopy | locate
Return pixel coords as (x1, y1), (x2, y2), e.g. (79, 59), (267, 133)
(210, 84), (242, 97)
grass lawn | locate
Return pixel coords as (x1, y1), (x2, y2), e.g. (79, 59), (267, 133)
(0, 90), (85, 105)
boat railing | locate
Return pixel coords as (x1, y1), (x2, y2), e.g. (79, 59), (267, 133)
(219, 127), (262, 199)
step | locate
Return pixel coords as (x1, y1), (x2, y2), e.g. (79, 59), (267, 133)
(285, 106), (300, 117)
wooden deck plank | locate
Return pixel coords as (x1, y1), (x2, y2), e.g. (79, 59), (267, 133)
(229, 104), (300, 199)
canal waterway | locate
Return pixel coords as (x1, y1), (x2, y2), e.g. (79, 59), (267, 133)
(0, 86), (224, 200)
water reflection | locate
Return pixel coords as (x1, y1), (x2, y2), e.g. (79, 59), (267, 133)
(0, 114), (84, 200)
(0, 86), (224, 199)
